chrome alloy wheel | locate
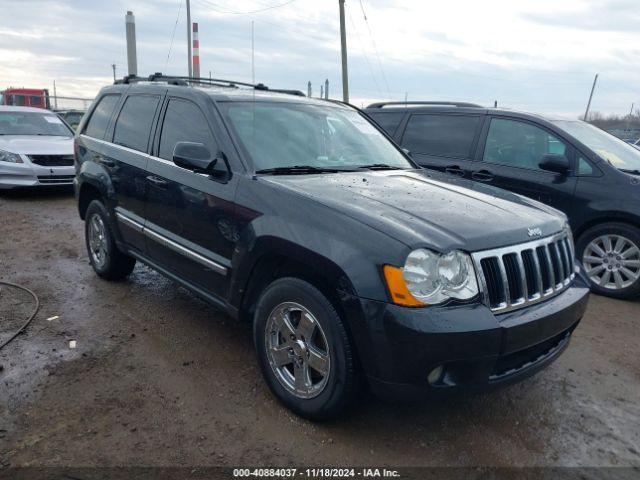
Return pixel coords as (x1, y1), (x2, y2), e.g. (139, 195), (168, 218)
(583, 234), (640, 290)
(264, 302), (331, 399)
(88, 213), (108, 269)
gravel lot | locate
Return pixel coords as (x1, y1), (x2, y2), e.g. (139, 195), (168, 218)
(1, 188), (639, 469)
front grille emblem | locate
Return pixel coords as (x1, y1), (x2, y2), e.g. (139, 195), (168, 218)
(527, 227), (543, 237)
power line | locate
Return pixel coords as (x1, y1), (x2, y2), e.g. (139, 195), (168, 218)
(196, 0), (297, 15)
(165, 0), (183, 68)
(347, 8), (382, 98)
(357, 0), (391, 97)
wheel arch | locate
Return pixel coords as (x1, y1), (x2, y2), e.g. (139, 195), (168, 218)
(573, 213), (640, 244)
(232, 242), (359, 324)
(77, 180), (106, 220)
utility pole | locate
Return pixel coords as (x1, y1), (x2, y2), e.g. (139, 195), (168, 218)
(583, 73), (599, 121)
(111, 64), (117, 82)
(320, 85), (324, 99)
(125, 11), (138, 76)
(307, 81), (312, 97)
(186, 0), (192, 77)
(53, 80), (58, 109)
(325, 79), (329, 99)
(338, 0), (349, 103)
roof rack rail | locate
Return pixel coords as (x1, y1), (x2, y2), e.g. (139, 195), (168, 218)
(367, 101), (483, 109)
(114, 73), (305, 96)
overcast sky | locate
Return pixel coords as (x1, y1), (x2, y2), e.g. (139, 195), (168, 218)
(1, 0), (638, 116)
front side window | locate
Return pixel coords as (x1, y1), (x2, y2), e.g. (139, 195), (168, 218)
(113, 95), (160, 152)
(220, 102), (413, 172)
(159, 99), (216, 160)
(553, 120), (640, 173)
(483, 118), (567, 170)
(84, 94), (121, 139)
(0, 111), (73, 136)
(402, 114), (481, 158)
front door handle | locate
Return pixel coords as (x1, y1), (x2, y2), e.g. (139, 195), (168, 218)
(97, 156), (115, 167)
(471, 170), (494, 182)
(445, 165), (465, 177)
(146, 175), (168, 189)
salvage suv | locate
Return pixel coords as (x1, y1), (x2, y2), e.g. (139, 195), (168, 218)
(74, 75), (589, 420)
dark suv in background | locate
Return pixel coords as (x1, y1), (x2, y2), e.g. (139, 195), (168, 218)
(365, 102), (640, 299)
(74, 76), (589, 419)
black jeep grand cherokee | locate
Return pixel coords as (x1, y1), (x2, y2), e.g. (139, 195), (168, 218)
(74, 75), (589, 420)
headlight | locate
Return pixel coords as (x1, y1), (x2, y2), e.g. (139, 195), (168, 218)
(0, 149), (23, 163)
(384, 249), (479, 306)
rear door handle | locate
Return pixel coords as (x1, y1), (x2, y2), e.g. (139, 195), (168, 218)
(471, 170), (494, 182)
(444, 165), (465, 177)
(146, 175), (169, 189)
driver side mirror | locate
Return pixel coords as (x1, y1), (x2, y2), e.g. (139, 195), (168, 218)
(173, 142), (215, 173)
(539, 154), (569, 174)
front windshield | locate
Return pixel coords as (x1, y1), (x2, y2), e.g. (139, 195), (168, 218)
(0, 111), (73, 136)
(553, 120), (640, 171)
(220, 101), (413, 171)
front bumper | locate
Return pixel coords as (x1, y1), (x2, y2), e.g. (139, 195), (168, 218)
(354, 274), (589, 400)
(0, 158), (74, 188)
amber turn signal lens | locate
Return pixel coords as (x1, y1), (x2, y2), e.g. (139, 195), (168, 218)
(383, 265), (426, 307)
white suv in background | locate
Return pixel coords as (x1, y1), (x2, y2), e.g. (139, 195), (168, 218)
(0, 106), (75, 189)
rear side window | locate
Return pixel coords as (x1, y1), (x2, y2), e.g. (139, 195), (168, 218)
(402, 114), (481, 158)
(113, 95), (160, 152)
(158, 99), (217, 160)
(367, 112), (404, 136)
(84, 94), (121, 139)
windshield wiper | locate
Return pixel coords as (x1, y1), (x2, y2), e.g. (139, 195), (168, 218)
(255, 165), (348, 175)
(357, 163), (403, 171)
(619, 168), (640, 175)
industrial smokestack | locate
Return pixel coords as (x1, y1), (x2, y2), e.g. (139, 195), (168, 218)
(125, 11), (138, 76)
(192, 22), (200, 79)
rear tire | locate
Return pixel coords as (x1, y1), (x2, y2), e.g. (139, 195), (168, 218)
(85, 200), (136, 281)
(576, 222), (640, 299)
(253, 277), (358, 421)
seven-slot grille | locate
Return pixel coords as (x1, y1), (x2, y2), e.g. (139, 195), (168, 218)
(472, 231), (575, 313)
(28, 154), (74, 166)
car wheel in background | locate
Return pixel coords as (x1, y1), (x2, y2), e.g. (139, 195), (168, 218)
(85, 200), (136, 280)
(253, 277), (358, 421)
(577, 222), (640, 299)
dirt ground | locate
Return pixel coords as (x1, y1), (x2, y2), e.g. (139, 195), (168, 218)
(1, 188), (639, 470)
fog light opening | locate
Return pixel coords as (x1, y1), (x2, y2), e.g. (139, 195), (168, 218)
(427, 365), (445, 385)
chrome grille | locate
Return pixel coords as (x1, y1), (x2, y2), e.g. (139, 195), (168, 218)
(472, 231), (576, 313)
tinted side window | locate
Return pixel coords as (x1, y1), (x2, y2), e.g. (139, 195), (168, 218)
(402, 114), (481, 158)
(483, 118), (567, 170)
(113, 95), (160, 152)
(159, 99), (216, 160)
(577, 156), (595, 175)
(367, 112), (404, 136)
(84, 94), (121, 139)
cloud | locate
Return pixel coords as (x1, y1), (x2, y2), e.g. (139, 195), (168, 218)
(0, 0), (638, 116)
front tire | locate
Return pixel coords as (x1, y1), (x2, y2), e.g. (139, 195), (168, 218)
(253, 277), (358, 421)
(577, 222), (640, 299)
(85, 200), (136, 280)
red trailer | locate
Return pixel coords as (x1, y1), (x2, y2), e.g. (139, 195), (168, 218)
(0, 88), (51, 109)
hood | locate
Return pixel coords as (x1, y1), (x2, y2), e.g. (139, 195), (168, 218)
(262, 169), (566, 252)
(0, 135), (73, 155)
